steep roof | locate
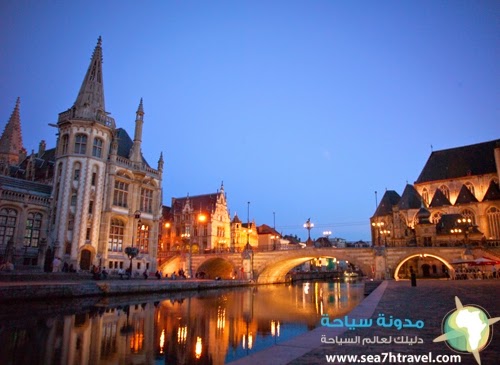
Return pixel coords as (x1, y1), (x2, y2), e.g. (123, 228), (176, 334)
(373, 190), (401, 217)
(429, 189), (451, 207)
(483, 181), (500, 201)
(115, 128), (151, 168)
(257, 224), (280, 236)
(397, 184), (422, 210)
(0, 175), (52, 197)
(0, 97), (24, 162)
(415, 139), (499, 183)
(172, 193), (220, 215)
(455, 185), (479, 204)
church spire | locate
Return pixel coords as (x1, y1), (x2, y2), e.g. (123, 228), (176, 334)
(0, 97), (24, 165)
(129, 98), (144, 163)
(72, 36), (106, 118)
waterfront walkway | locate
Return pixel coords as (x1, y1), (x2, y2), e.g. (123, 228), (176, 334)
(229, 279), (500, 365)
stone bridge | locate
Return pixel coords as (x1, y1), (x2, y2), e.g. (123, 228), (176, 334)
(159, 246), (500, 284)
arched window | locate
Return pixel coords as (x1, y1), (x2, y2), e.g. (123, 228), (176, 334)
(138, 223), (150, 253)
(24, 212), (42, 247)
(431, 211), (443, 224)
(108, 219), (124, 252)
(465, 182), (475, 197)
(0, 208), (17, 245)
(461, 209), (476, 225)
(422, 188), (429, 205)
(486, 207), (500, 239)
(74, 134), (87, 154)
(92, 137), (103, 158)
(61, 134), (69, 155)
(439, 185), (450, 201)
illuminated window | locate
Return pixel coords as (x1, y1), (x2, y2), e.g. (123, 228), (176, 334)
(486, 207), (500, 239)
(464, 182), (475, 196)
(24, 212), (42, 247)
(461, 209), (476, 225)
(439, 185), (450, 201)
(108, 219), (124, 252)
(138, 224), (150, 253)
(421, 188), (429, 205)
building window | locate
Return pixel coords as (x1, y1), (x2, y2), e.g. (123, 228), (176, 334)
(140, 188), (153, 213)
(68, 214), (74, 231)
(108, 219), (124, 252)
(439, 185), (450, 201)
(0, 208), (17, 245)
(24, 212), (42, 247)
(71, 192), (77, 206)
(113, 181), (129, 208)
(461, 209), (476, 225)
(486, 207), (500, 239)
(91, 172), (97, 186)
(465, 182), (475, 197)
(61, 134), (69, 155)
(88, 200), (94, 214)
(92, 137), (103, 158)
(138, 224), (150, 253)
(73, 162), (81, 181)
(422, 188), (429, 205)
(74, 134), (87, 154)
(431, 211), (442, 224)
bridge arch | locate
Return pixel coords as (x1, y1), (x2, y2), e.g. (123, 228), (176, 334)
(393, 253), (455, 281)
(255, 248), (373, 284)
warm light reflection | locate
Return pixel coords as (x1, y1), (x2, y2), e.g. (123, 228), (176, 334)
(130, 332), (144, 353)
(159, 329), (165, 354)
(195, 336), (202, 359)
(271, 320), (281, 338)
(243, 333), (254, 349)
(303, 282), (310, 295)
(217, 306), (226, 330)
(177, 325), (187, 344)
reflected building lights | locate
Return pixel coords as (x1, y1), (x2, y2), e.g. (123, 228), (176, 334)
(195, 336), (203, 359)
(159, 329), (165, 354)
(177, 325), (187, 345)
(217, 307), (226, 330)
(270, 320), (280, 338)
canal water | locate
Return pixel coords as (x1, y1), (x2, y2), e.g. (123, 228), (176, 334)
(0, 279), (365, 365)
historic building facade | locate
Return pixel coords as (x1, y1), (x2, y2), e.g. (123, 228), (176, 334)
(0, 38), (163, 273)
(371, 139), (500, 247)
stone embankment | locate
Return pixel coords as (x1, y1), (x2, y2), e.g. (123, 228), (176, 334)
(0, 272), (256, 302)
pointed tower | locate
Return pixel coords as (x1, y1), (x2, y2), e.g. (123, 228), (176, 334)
(52, 37), (116, 265)
(129, 98), (144, 163)
(0, 97), (25, 165)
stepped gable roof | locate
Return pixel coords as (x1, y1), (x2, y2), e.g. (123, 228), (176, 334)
(373, 190), (400, 217)
(455, 185), (479, 205)
(172, 192), (219, 215)
(415, 139), (499, 184)
(429, 189), (452, 207)
(257, 224), (280, 236)
(0, 175), (52, 196)
(397, 184), (422, 210)
(115, 128), (151, 168)
(483, 180), (500, 201)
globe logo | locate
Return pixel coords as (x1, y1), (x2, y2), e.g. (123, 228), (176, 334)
(434, 296), (500, 365)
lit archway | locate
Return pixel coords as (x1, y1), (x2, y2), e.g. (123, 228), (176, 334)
(393, 253), (454, 281)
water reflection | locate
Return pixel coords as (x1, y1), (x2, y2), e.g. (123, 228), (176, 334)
(0, 280), (364, 365)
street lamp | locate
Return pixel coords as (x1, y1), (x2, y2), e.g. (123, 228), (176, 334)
(303, 218), (314, 245)
(380, 229), (391, 247)
(198, 213), (207, 253)
(371, 221), (384, 246)
(457, 217), (472, 245)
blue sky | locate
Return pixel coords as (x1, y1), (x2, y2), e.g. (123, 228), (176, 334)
(1, 1), (498, 241)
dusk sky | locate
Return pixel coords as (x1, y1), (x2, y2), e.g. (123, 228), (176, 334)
(1, 1), (498, 242)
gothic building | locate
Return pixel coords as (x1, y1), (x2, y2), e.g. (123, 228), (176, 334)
(0, 38), (163, 273)
(161, 184), (231, 255)
(371, 139), (500, 247)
